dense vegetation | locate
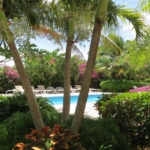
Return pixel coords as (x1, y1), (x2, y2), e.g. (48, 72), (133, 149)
(1, 0), (150, 149)
(0, 94), (131, 150)
(96, 92), (150, 149)
(1, 93), (150, 149)
(0, 93), (60, 150)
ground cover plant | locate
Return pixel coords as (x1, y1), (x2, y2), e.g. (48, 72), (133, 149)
(96, 92), (150, 149)
(12, 125), (86, 150)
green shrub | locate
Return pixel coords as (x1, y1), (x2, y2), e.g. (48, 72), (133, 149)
(0, 112), (33, 150)
(0, 95), (10, 122)
(0, 93), (29, 121)
(97, 92), (150, 148)
(0, 125), (11, 150)
(61, 116), (131, 150)
(144, 78), (150, 82)
(0, 109), (61, 150)
(37, 96), (61, 127)
(0, 94), (61, 149)
(80, 118), (131, 150)
(0, 93), (60, 122)
(100, 80), (147, 92)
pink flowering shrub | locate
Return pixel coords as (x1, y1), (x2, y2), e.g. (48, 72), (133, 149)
(79, 63), (86, 78)
(0, 66), (20, 93)
(129, 86), (150, 92)
(78, 63), (100, 87)
(4, 66), (19, 80)
(79, 63), (99, 78)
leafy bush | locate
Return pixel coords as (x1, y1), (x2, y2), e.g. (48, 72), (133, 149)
(0, 93), (29, 121)
(0, 93), (60, 123)
(0, 112), (33, 150)
(62, 116), (131, 150)
(100, 80), (147, 92)
(37, 96), (61, 127)
(0, 95), (10, 121)
(96, 92), (150, 148)
(80, 118), (131, 150)
(12, 125), (85, 150)
(0, 94), (61, 150)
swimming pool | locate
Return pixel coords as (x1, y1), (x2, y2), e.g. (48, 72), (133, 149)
(48, 94), (102, 105)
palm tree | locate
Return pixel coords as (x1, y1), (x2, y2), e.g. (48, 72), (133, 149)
(62, 0), (75, 121)
(0, 0), (46, 130)
(71, 0), (145, 132)
(139, 0), (150, 12)
(56, 0), (93, 121)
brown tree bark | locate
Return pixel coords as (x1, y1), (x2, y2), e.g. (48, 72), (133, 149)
(8, 41), (45, 130)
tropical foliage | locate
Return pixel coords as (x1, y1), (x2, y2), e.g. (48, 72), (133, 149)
(96, 92), (150, 149)
(1, 0), (150, 148)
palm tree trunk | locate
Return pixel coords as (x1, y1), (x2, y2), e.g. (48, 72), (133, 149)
(71, 0), (109, 132)
(62, 0), (75, 122)
(0, 4), (45, 130)
(62, 40), (74, 121)
(71, 21), (102, 132)
(8, 42), (45, 130)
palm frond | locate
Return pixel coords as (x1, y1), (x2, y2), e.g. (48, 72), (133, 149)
(3, 0), (50, 27)
(34, 25), (66, 48)
(101, 34), (123, 56)
(117, 8), (145, 39)
(104, 1), (145, 40)
(72, 44), (86, 60)
(106, 0), (121, 27)
(139, 0), (150, 12)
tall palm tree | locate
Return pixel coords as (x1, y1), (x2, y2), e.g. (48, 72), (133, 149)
(0, 0), (46, 130)
(62, 0), (75, 121)
(56, 0), (93, 121)
(71, 0), (145, 132)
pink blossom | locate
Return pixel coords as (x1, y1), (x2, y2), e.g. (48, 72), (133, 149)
(129, 86), (150, 92)
(4, 66), (20, 80)
(79, 63), (99, 79)
(50, 58), (55, 64)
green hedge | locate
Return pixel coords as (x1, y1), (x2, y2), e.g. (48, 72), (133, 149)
(100, 80), (148, 92)
(96, 92), (150, 148)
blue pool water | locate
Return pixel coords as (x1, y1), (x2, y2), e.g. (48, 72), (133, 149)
(48, 94), (102, 105)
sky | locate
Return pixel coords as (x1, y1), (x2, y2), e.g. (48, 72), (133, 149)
(1, 0), (149, 66)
